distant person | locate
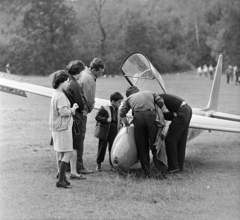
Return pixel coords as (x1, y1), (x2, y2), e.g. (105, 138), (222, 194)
(49, 70), (79, 188)
(197, 66), (202, 76)
(77, 58), (105, 174)
(64, 60), (87, 180)
(120, 86), (169, 178)
(159, 93), (192, 173)
(233, 66), (239, 85)
(235, 67), (240, 85)
(226, 65), (233, 84)
(94, 92), (124, 172)
(209, 65), (214, 80)
(203, 65), (209, 78)
(6, 63), (11, 74)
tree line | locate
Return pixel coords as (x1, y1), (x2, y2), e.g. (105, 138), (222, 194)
(0, 0), (239, 75)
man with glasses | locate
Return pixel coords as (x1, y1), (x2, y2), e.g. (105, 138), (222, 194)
(77, 58), (105, 174)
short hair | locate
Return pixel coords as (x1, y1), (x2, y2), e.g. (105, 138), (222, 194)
(110, 92), (124, 102)
(90, 58), (105, 71)
(51, 70), (69, 89)
(66, 60), (85, 75)
(126, 86), (139, 97)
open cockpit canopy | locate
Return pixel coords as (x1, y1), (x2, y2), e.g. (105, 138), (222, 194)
(120, 52), (167, 94)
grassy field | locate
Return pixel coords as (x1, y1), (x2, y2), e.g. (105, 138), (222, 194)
(0, 72), (239, 220)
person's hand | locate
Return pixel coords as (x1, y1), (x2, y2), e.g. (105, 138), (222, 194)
(82, 109), (88, 116)
(107, 118), (111, 122)
(73, 103), (79, 110)
(173, 112), (177, 117)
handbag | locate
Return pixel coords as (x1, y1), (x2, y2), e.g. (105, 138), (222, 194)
(94, 122), (109, 140)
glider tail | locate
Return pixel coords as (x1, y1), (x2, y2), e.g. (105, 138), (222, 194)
(204, 54), (223, 111)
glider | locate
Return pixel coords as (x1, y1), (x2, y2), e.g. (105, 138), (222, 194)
(0, 53), (239, 172)
(110, 53), (240, 171)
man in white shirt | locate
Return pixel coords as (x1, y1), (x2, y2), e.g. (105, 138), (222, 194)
(77, 58), (105, 174)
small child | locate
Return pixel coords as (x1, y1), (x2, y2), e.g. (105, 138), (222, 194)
(94, 92), (124, 171)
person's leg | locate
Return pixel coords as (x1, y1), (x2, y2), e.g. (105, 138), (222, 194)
(177, 106), (192, 171)
(70, 149), (82, 176)
(134, 112), (150, 177)
(145, 111), (159, 157)
(56, 152), (63, 179)
(107, 124), (118, 166)
(96, 139), (108, 171)
(77, 115), (93, 174)
(56, 151), (72, 188)
(165, 109), (187, 171)
(56, 152), (63, 173)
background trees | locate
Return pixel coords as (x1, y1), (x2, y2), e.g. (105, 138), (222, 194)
(0, 0), (239, 75)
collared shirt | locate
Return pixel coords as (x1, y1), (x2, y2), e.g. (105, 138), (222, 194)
(120, 91), (164, 118)
(64, 75), (84, 123)
(78, 67), (96, 113)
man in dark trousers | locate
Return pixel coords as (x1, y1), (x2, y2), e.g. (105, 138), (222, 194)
(64, 60), (87, 178)
(159, 94), (192, 173)
(120, 86), (169, 178)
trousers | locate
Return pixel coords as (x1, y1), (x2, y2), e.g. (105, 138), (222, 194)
(74, 114), (87, 166)
(134, 110), (158, 176)
(165, 104), (192, 171)
(96, 123), (118, 165)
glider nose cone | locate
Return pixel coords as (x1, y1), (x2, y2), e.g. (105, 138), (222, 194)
(111, 126), (138, 172)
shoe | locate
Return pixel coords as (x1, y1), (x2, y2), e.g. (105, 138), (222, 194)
(70, 173), (87, 180)
(156, 172), (167, 180)
(96, 164), (102, 172)
(78, 167), (94, 174)
(64, 177), (71, 186)
(56, 181), (71, 188)
(167, 169), (181, 174)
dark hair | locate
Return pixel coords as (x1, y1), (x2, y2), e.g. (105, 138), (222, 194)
(90, 58), (105, 71)
(110, 92), (124, 102)
(66, 60), (85, 75)
(126, 86), (139, 97)
(51, 70), (69, 89)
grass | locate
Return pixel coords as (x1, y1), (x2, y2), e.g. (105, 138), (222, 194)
(0, 72), (239, 220)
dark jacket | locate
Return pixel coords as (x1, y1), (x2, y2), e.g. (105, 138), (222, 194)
(94, 106), (111, 140)
(159, 93), (183, 121)
(64, 75), (84, 123)
(94, 105), (122, 140)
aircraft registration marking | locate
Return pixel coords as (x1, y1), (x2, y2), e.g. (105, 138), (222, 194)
(0, 85), (27, 97)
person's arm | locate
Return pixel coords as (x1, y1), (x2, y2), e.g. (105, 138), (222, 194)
(65, 82), (84, 113)
(120, 100), (131, 126)
(95, 108), (109, 124)
(163, 112), (174, 121)
(153, 93), (169, 113)
(121, 117), (129, 126)
(81, 77), (95, 113)
(57, 96), (72, 117)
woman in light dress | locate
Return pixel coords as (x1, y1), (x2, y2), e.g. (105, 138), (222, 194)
(49, 70), (79, 188)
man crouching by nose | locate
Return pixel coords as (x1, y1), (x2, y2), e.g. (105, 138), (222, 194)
(120, 86), (169, 178)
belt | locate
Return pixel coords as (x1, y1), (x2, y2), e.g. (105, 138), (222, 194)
(135, 108), (154, 113)
(180, 101), (187, 107)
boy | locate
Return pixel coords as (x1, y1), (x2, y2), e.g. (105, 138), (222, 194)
(94, 92), (124, 171)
